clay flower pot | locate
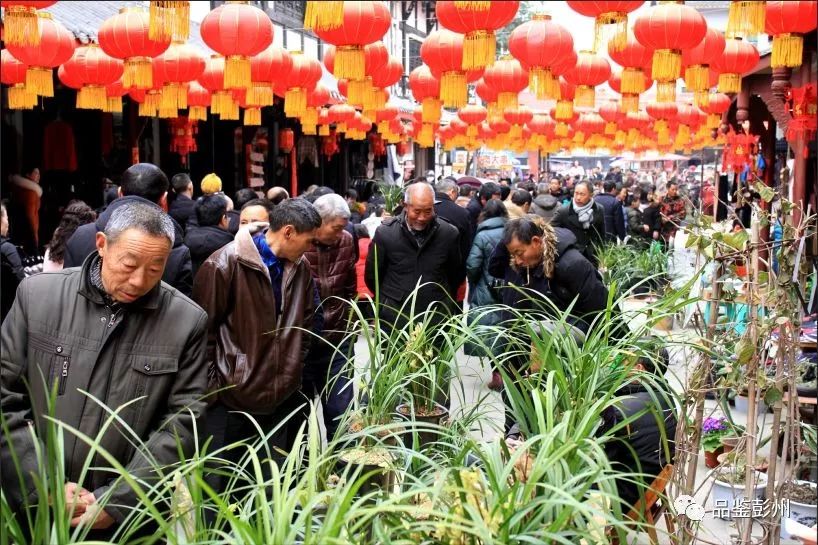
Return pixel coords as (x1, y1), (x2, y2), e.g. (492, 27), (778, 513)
(705, 447), (725, 469)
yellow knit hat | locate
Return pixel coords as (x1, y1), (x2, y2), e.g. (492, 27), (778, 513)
(201, 173), (222, 195)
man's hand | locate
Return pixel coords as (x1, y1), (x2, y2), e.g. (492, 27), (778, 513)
(70, 491), (115, 530)
(64, 482), (89, 519)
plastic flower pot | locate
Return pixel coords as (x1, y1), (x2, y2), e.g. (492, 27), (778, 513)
(396, 402), (448, 449)
(705, 447), (724, 469)
(781, 481), (818, 540)
(711, 470), (767, 520)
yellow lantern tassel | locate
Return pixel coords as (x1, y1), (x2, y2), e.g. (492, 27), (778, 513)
(302, 107), (318, 127)
(244, 107), (261, 126)
(377, 121), (389, 135)
(718, 73), (741, 94)
(651, 49), (682, 82)
(497, 91), (518, 112)
(285, 88), (307, 118)
(620, 94), (638, 113)
(224, 55), (251, 90)
(337, 122), (347, 133)
(676, 124), (690, 145)
(78, 85), (107, 110)
(363, 109), (376, 121)
(104, 96), (123, 113)
(334, 46), (366, 81)
(574, 86), (595, 108)
(694, 90), (710, 109)
(604, 122), (616, 135)
(467, 124), (478, 137)
(454, 1), (491, 10)
(304, 1), (344, 31)
(303, 124), (317, 135)
(771, 34), (804, 69)
(318, 124), (330, 136)
(510, 125), (522, 139)
(162, 83), (188, 110)
(123, 57), (154, 89)
(158, 105), (177, 118)
(621, 67), (645, 95)
(684, 64), (710, 92)
(462, 30), (496, 71)
(555, 122), (569, 137)
(726, 1), (765, 39)
(656, 81), (676, 103)
(615, 130), (626, 147)
(422, 97), (442, 124)
(656, 120), (670, 145)
(595, 11), (628, 53)
(247, 84), (273, 107)
(707, 113), (721, 130)
(440, 71), (467, 108)
(347, 79), (368, 107)
(138, 100), (156, 117)
(150, 1), (190, 41)
(3, 6), (41, 47)
(529, 66), (558, 100)
(8, 84), (36, 109)
(189, 105), (207, 121)
(364, 84), (382, 111)
(223, 101), (240, 121)
(25, 67), (54, 97)
(555, 100), (573, 120)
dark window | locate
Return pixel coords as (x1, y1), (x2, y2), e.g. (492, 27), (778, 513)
(273, 1), (305, 28)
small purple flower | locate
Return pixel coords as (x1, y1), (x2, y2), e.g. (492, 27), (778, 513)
(703, 416), (728, 434)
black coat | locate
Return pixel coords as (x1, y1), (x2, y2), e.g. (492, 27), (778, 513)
(168, 194), (196, 234)
(642, 204), (662, 234)
(551, 201), (606, 265)
(488, 227), (608, 332)
(184, 225), (234, 278)
(1, 237), (25, 322)
(63, 195), (193, 296)
(364, 213), (463, 323)
(601, 383), (677, 507)
(435, 192), (473, 267)
(594, 193), (626, 242)
(466, 196), (483, 228)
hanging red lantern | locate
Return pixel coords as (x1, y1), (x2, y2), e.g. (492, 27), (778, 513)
(368, 132), (387, 157)
(508, 14), (573, 100)
(324, 41), (389, 106)
(103, 78), (128, 113)
(200, 2), (273, 90)
(62, 44), (124, 110)
(148, 0), (190, 42)
(57, 62), (82, 89)
(726, 0), (765, 39)
(504, 106), (533, 138)
(409, 64), (442, 124)
(436, 0), (520, 70)
(153, 41), (205, 110)
(681, 27), (725, 94)
(555, 76), (576, 120)
(421, 29), (474, 108)
(458, 104), (487, 137)
(633, 2), (706, 100)
(375, 103), (400, 135)
(6, 12), (74, 97)
(646, 101), (678, 144)
(187, 80), (210, 121)
(0, 1), (56, 47)
(313, 1), (390, 81)
(98, 7), (171, 90)
(598, 100), (623, 135)
(249, 45), (292, 107)
(321, 131), (340, 158)
(765, 1), (818, 69)
(563, 50), (611, 108)
(282, 51), (322, 118)
(483, 56), (528, 112)
(329, 103), (356, 133)
(712, 38), (759, 94)
(528, 113), (556, 138)
(198, 54), (237, 119)
(785, 83), (817, 157)
(279, 128), (295, 154)
(565, 1), (643, 53)
(1, 48), (37, 109)
(169, 116), (198, 162)
(703, 92), (731, 129)
(607, 29), (652, 96)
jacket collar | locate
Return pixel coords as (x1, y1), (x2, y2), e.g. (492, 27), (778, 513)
(10, 174), (43, 197)
(77, 253), (162, 310)
(234, 227), (301, 277)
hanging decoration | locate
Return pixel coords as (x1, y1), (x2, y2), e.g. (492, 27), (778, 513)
(712, 38), (759, 94)
(282, 51), (322, 118)
(409, 65), (442, 124)
(482, 56), (528, 112)
(169, 116), (198, 162)
(304, 1), (344, 32)
(786, 83), (817, 157)
(6, 12), (74, 97)
(421, 29), (474, 109)
(681, 27), (726, 100)
(98, 7), (171, 89)
(0, 1), (56, 47)
(436, 0), (519, 70)
(149, 1), (189, 41)
(703, 92), (731, 130)
(1, 48), (37, 109)
(722, 126), (759, 173)
(563, 50), (611, 108)
(61, 44), (124, 110)
(250, 45), (293, 107)
(508, 14), (574, 100)
(200, 2), (273, 90)
(313, 1), (390, 81)
(565, 1), (643, 53)
(764, 1), (818, 69)
(153, 41), (205, 110)
(187, 81), (211, 121)
(104, 78), (128, 113)
(725, 0), (765, 39)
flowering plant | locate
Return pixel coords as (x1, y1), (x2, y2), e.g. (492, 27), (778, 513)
(701, 416), (730, 452)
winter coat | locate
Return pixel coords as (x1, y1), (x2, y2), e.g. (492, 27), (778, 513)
(8, 175), (41, 251)
(168, 194), (196, 234)
(466, 216), (505, 307)
(192, 227), (316, 414)
(626, 207), (650, 240)
(530, 194), (560, 221)
(594, 193), (626, 242)
(364, 213), (462, 323)
(304, 230), (357, 343)
(184, 225), (234, 278)
(1, 237), (25, 322)
(488, 227), (608, 332)
(551, 201), (606, 266)
(642, 204), (662, 235)
(63, 195), (193, 296)
(435, 192), (473, 267)
(466, 196), (483, 227)
(1, 254), (208, 522)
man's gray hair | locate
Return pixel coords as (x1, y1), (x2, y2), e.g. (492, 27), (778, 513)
(434, 179), (457, 196)
(104, 202), (175, 246)
(313, 193), (351, 221)
(404, 182), (435, 205)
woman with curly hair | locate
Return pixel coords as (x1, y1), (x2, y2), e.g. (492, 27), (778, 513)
(43, 201), (96, 272)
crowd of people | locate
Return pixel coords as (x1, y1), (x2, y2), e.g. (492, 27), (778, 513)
(0, 161), (686, 537)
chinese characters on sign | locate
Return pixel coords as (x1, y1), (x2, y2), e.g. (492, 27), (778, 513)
(712, 498), (790, 520)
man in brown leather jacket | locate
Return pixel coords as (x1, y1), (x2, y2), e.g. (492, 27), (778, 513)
(193, 198), (321, 488)
(302, 194), (357, 441)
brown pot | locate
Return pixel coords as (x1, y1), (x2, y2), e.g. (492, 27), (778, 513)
(721, 436), (741, 453)
(705, 447), (725, 468)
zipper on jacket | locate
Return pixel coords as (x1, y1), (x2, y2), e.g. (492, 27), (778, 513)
(57, 357), (70, 395)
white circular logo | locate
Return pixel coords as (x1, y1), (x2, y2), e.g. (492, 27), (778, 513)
(685, 503), (706, 522)
(674, 495), (695, 514)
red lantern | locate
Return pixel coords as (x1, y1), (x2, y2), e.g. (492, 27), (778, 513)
(483, 57), (528, 112)
(57, 63), (82, 90)
(198, 55), (237, 120)
(187, 80), (211, 121)
(368, 132), (386, 157)
(607, 29), (652, 96)
(321, 131), (340, 158)
(169, 116), (198, 163)
(786, 83), (817, 157)
(565, 1), (643, 53)
(703, 92), (731, 129)
(646, 101), (678, 144)
(283, 51), (322, 118)
(1, 48), (36, 109)
(375, 103), (400, 134)
(421, 30), (474, 108)
(564, 50), (611, 108)
(0, 1), (56, 47)
(458, 104), (487, 137)
(633, 2), (706, 99)
(103, 78), (128, 113)
(98, 7), (171, 89)
(279, 128), (295, 154)
(765, 1), (818, 69)
(504, 106), (533, 138)
(712, 38), (759, 94)
(6, 12), (74, 97)
(249, 45), (292, 107)
(508, 13), (573, 100)
(200, 2), (273, 90)
(62, 44), (124, 110)
(528, 113), (556, 138)
(313, 1), (390, 81)
(681, 27), (725, 93)
(598, 100), (623, 135)
(436, 0), (520, 70)
(153, 41), (206, 110)
(409, 64), (442, 124)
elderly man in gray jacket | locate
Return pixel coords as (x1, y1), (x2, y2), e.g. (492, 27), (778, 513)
(1, 202), (208, 534)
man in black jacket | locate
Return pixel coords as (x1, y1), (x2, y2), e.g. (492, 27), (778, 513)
(365, 183), (463, 328)
(434, 179), (473, 268)
(185, 194), (234, 277)
(594, 180), (626, 243)
(552, 180), (606, 266)
(466, 181), (502, 228)
(63, 163), (193, 296)
(168, 173), (196, 232)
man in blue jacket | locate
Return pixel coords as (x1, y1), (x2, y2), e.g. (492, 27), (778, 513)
(595, 180), (627, 243)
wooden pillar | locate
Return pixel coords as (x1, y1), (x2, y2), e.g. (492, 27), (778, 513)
(735, 88), (751, 126)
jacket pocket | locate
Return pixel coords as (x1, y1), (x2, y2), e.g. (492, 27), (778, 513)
(232, 353), (248, 388)
(29, 334), (72, 397)
(128, 356), (179, 428)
